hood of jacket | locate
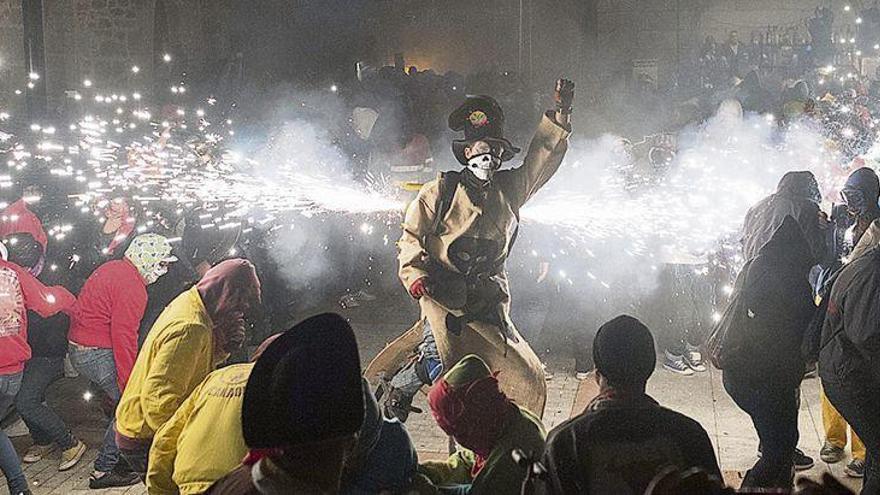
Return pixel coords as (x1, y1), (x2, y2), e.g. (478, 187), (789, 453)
(776, 171), (821, 204)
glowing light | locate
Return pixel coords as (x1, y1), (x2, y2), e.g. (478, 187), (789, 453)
(83, 79), (92, 87)
(712, 312), (722, 323)
(857, 17), (863, 24)
(131, 65), (140, 73)
(28, 72), (39, 80)
(163, 53), (172, 62)
(330, 84), (338, 93)
(83, 391), (93, 402)
(845, 5), (851, 11)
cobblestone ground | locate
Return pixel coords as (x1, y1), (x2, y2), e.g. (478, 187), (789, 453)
(0, 316), (865, 493)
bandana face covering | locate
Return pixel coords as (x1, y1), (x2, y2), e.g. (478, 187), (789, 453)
(124, 233), (177, 285)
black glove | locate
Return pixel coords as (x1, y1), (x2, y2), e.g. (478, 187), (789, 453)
(554, 78), (575, 114)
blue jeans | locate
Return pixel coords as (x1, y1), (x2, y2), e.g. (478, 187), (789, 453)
(68, 345), (120, 472)
(389, 320), (442, 399)
(15, 357), (76, 450)
(0, 372), (28, 494)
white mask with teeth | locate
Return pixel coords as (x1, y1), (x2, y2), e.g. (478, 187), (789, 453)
(467, 153), (501, 181)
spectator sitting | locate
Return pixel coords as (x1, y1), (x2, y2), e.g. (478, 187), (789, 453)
(421, 354), (546, 494)
(340, 379), (420, 494)
(115, 259), (261, 481)
(538, 315), (721, 494)
(146, 333), (282, 495)
(206, 313), (365, 494)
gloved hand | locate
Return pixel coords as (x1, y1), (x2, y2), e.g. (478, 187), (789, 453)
(409, 277), (431, 299)
(554, 78), (575, 114)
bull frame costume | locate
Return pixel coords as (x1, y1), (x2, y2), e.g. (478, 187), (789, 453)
(367, 80), (574, 420)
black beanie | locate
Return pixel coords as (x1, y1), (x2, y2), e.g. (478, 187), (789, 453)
(592, 315), (656, 388)
(242, 313), (364, 449)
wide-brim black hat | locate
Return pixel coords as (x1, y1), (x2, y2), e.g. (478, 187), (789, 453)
(242, 313), (364, 449)
(449, 95), (520, 165)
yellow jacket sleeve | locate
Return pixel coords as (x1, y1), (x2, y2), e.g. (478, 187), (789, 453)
(398, 181), (439, 290)
(505, 112), (571, 209)
(140, 325), (214, 434)
(146, 378), (204, 495)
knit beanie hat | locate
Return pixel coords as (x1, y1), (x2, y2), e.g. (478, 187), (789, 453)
(592, 315), (656, 388)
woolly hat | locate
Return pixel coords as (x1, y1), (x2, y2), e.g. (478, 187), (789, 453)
(592, 315), (656, 388)
(242, 313), (364, 448)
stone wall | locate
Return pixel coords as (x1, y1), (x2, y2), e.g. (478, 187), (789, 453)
(0, 0), (26, 115)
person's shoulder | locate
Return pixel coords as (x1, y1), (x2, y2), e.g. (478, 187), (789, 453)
(204, 464), (257, 495)
(544, 409), (599, 447)
(652, 404), (711, 438)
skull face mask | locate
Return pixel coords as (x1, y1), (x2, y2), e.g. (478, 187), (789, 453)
(467, 152), (501, 181)
(465, 140), (503, 181)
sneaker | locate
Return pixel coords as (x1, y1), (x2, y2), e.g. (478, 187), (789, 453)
(2, 417), (30, 438)
(23, 443), (57, 463)
(59, 440), (86, 471)
(575, 371), (591, 381)
(844, 458), (865, 478)
(663, 351), (695, 376)
(819, 442), (845, 463)
(793, 448), (815, 471)
(89, 469), (141, 489)
(684, 343), (707, 372)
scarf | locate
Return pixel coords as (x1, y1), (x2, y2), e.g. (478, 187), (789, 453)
(428, 374), (515, 476)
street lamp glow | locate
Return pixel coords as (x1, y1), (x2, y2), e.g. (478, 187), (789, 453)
(83, 79), (92, 87)
(857, 17), (864, 24)
(131, 65), (140, 73)
(163, 53), (172, 62)
(330, 84), (338, 92)
(845, 5), (851, 11)
(28, 72), (39, 80)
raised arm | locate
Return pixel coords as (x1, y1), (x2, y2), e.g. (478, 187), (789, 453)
(505, 79), (574, 209)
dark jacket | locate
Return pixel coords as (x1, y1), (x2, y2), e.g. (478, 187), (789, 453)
(727, 216), (816, 385)
(741, 171), (826, 264)
(538, 393), (720, 495)
(819, 246), (880, 387)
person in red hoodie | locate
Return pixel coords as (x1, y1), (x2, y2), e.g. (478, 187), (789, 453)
(0, 239), (75, 495)
(68, 233), (177, 488)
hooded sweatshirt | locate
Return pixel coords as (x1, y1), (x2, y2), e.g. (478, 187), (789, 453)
(116, 259), (259, 442)
(0, 259), (75, 375)
(741, 171), (827, 264)
(68, 258), (146, 391)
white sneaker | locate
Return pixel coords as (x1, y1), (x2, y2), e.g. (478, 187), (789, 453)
(684, 344), (707, 372)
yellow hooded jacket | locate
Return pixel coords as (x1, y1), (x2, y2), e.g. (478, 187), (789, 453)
(147, 363), (252, 495)
(116, 286), (217, 440)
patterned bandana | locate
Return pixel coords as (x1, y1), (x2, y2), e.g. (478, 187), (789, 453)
(124, 233), (177, 285)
